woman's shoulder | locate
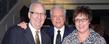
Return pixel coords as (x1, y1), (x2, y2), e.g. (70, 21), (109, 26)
(64, 30), (77, 40)
(90, 29), (106, 44)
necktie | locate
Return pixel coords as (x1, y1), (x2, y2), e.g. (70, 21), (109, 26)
(35, 31), (40, 44)
(56, 30), (61, 44)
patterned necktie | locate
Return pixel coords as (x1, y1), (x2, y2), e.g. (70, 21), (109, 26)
(35, 31), (40, 44)
(56, 30), (61, 44)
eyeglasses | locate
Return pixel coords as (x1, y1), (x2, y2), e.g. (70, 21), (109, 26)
(29, 11), (45, 15)
(75, 18), (88, 22)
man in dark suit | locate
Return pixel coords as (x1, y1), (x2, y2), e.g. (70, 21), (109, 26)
(2, 2), (51, 44)
(47, 25), (74, 44)
(47, 5), (74, 44)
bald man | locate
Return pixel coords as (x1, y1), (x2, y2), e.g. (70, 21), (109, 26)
(2, 2), (51, 44)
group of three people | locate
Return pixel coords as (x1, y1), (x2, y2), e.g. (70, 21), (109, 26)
(2, 2), (106, 44)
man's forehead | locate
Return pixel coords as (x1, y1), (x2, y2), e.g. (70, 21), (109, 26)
(30, 3), (43, 9)
(29, 3), (45, 13)
(52, 8), (63, 14)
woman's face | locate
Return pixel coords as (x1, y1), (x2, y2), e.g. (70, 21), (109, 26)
(74, 13), (90, 33)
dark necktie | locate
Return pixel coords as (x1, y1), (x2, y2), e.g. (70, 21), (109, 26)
(56, 30), (61, 44)
(35, 31), (40, 44)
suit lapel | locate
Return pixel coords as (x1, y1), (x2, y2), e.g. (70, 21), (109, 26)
(41, 29), (45, 44)
(48, 26), (54, 44)
(63, 26), (68, 39)
(24, 26), (35, 44)
(62, 26), (74, 42)
(62, 26), (71, 42)
(51, 27), (54, 43)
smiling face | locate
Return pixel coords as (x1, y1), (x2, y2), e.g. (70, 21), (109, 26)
(74, 13), (90, 33)
(28, 3), (46, 30)
(51, 7), (65, 29)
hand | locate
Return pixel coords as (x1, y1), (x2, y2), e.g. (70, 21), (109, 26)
(17, 22), (27, 29)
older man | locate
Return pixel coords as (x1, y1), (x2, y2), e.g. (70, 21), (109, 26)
(2, 2), (51, 44)
(47, 5), (74, 44)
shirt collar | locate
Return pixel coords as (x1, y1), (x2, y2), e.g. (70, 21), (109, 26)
(54, 25), (65, 42)
(29, 23), (41, 44)
(29, 23), (37, 32)
(54, 26), (65, 32)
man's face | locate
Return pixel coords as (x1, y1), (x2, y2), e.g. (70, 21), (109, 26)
(28, 3), (46, 30)
(51, 9), (65, 29)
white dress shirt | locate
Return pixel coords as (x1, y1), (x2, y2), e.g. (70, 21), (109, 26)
(29, 23), (42, 44)
(53, 26), (65, 44)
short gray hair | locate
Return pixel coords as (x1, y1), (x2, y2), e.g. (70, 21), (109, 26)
(50, 5), (66, 17)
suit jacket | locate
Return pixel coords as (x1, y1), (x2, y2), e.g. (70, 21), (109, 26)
(2, 25), (51, 44)
(46, 25), (75, 44)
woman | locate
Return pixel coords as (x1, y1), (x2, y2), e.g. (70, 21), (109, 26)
(62, 6), (106, 44)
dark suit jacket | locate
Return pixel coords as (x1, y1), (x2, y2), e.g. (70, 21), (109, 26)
(46, 25), (75, 44)
(2, 25), (51, 44)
